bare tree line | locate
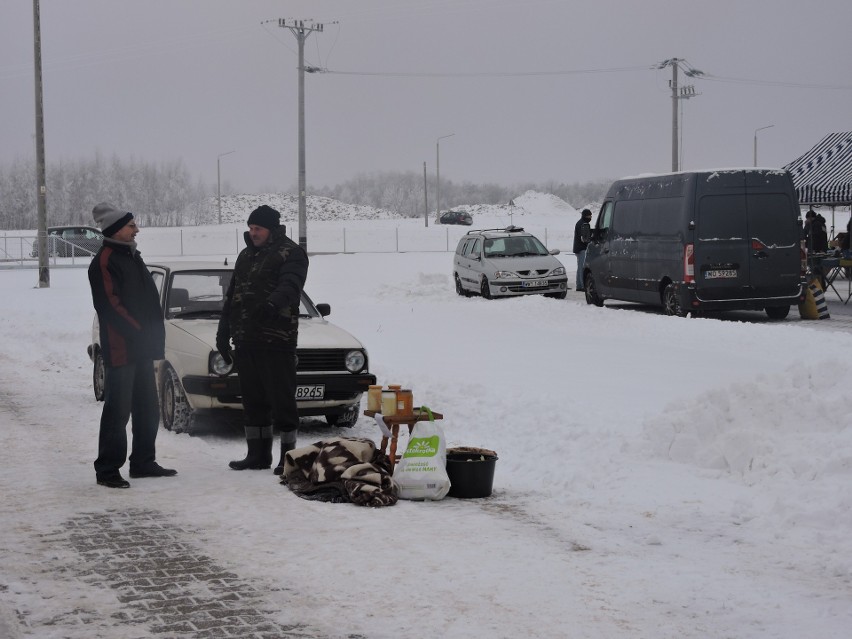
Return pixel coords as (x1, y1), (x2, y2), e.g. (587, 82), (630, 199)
(0, 153), (208, 230)
(312, 171), (611, 217)
(0, 155), (610, 230)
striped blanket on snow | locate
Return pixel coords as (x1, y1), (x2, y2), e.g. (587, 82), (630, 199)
(281, 437), (398, 507)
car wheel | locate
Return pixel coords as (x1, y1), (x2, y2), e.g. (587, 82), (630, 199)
(454, 273), (469, 297)
(326, 403), (359, 428)
(584, 273), (604, 307)
(92, 348), (105, 401)
(480, 276), (492, 299)
(765, 305), (790, 320)
(663, 283), (687, 317)
(160, 365), (194, 433)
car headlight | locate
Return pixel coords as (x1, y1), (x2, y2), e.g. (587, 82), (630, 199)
(552, 266), (565, 276)
(494, 270), (519, 279)
(210, 352), (234, 376)
(345, 350), (366, 373)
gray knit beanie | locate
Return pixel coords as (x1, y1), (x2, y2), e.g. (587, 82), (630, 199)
(92, 202), (133, 237)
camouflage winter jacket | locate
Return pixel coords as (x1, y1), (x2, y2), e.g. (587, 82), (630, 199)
(218, 227), (309, 349)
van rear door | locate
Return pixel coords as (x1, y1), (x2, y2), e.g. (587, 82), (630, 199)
(694, 172), (801, 301)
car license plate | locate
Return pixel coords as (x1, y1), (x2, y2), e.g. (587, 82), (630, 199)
(296, 384), (325, 400)
(704, 269), (738, 279)
(522, 279), (548, 288)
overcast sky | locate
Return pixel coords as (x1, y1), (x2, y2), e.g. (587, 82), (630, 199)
(2, 0), (851, 197)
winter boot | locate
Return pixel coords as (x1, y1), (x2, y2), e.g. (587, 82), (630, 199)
(273, 430), (298, 476)
(229, 426), (273, 470)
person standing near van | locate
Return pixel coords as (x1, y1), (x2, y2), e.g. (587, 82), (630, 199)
(88, 202), (177, 488)
(804, 209), (829, 253)
(573, 208), (593, 291)
(216, 205), (309, 474)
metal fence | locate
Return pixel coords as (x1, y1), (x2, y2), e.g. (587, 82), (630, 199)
(2, 223), (574, 268)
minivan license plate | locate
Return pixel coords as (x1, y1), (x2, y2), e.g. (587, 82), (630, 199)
(522, 279), (548, 288)
(296, 385), (325, 400)
(705, 269), (737, 279)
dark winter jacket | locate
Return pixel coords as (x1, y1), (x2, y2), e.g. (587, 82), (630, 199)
(573, 218), (592, 254)
(804, 213), (829, 253)
(218, 227), (309, 349)
(88, 239), (165, 367)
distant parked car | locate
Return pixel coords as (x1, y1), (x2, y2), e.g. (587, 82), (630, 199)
(31, 226), (103, 257)
(453, 226), (568, 299)
(87, 261), (377, 433)
(439, 210), (473, 225)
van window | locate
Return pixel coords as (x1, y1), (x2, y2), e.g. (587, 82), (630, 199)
(745, 194), (798, 246)
(464, 238), (481, 257)
(598, 202), (614, 232)
(613, 200), (643, 235)
(697, 195), (747, 240)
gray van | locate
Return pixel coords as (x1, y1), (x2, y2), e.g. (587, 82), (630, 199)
(583, 169), (806, 318)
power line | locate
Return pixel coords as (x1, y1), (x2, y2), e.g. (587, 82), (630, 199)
(313, 65), (649, 78)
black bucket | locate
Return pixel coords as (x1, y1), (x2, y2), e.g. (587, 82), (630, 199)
(446, 450), (498, 498)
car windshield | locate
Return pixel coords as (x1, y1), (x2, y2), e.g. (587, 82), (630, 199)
(483, 235), (549, 258)
(165, 270), (318, 319)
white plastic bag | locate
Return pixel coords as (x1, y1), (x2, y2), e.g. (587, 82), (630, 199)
(393, 407), (450, 501)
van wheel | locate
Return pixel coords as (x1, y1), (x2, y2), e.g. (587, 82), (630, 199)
(480, 277), (492, 299)
(663, 283), (687, 317)
(584, 274), (604, 307)
(454, 273), (469, 297)
(765, 305), (790, 320)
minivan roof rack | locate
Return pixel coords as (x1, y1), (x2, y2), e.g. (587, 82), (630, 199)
(468, 226), (525, 234)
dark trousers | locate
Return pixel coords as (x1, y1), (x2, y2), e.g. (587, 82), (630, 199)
(235, 345), (299, 434)
(94, 360), (159, 478)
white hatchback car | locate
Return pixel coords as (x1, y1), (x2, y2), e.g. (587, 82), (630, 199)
(453, 226), (568, 299)
(87, 261), (376, 433)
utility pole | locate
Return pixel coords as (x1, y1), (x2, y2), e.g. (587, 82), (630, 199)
(423, 162), (429, 227)
(656, 58), (704, 173)
(436, 133), (454, 221)
(217, 150), (235, 224)
(33, 0), (49, 288)
(670, 60), (679, 171)
(277, 19), (327, 251)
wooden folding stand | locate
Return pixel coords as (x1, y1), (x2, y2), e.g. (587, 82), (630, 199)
(364, 408), (444, 471)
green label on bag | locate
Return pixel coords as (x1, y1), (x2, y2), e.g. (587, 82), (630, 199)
(402, 436), (439, 458)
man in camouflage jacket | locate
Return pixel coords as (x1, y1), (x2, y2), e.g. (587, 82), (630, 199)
(216, 205), (309, 473)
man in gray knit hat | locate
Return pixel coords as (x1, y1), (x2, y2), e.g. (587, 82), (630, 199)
(88, 202), (176, 488)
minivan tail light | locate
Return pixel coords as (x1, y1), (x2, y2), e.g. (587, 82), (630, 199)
(752, 239), (767, 250)
(800, 246), (807, 276)
(684, 243), (695, 283)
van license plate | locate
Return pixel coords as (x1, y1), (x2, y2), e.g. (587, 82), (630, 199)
(522, 279), (548, 288)
(296, 385), (325, 400)
(705, 269), (738, 279)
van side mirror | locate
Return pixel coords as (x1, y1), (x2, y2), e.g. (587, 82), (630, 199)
(316, 303), (331, 317)
(549, 248), (560, 255)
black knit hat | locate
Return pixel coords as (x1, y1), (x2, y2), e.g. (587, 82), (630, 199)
(581, 208), (592, 217)
(247, 205), (281, 230)
(92, 202), (134, 237)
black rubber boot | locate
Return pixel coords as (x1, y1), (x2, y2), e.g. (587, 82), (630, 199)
(273, 440), (296, 476)
(229, 427), (273, 470)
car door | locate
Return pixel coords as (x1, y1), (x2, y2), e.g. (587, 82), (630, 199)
(455, 237), (482, 291)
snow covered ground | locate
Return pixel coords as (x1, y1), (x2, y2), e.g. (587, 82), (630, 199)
(1, 192), (851, 638)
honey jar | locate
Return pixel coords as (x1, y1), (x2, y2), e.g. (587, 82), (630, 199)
(367, 385), (383, 412)
(381, 390), (397, 416)
(396, 389), (413, 416)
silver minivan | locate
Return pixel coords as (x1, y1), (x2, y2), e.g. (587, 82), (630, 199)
(453, 226), (568, 299)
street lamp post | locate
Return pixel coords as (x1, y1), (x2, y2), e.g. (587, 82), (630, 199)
(753, 125), (774, 167)
(217, 150), (235, 224)
(436, 133), (454, 221)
